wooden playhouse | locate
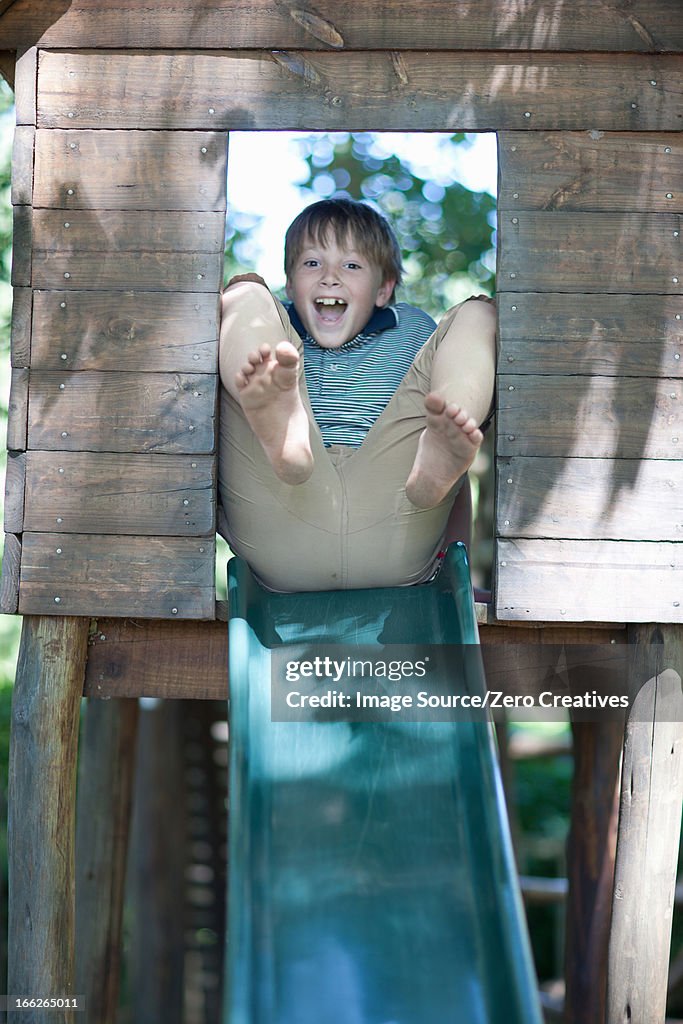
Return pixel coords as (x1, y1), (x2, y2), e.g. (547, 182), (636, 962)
(0, 2), (682, 1021)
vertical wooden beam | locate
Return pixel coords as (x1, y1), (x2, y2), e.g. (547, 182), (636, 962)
(606, 625), (683, 1024)
(564, 719), (623, 1024)
(8, 615), (89, 1023)
(75, 698), (140, 1024)
(126, 700), (186, 1023)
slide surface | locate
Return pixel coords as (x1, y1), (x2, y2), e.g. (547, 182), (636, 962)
(225, 544), (543, 1024)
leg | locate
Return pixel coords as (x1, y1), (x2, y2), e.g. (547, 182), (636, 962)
(406, 298), (496, 509)
(219, 281), (313, 484)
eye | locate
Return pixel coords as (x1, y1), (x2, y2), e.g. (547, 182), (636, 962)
(303, 258), (320, 268)
(345, 261), (362, 270)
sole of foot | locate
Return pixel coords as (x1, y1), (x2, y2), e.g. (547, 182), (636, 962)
(236, 340), (314, 485)
(405, 392), (483, 509)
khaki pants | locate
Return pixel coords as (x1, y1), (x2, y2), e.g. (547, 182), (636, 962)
(218, 294), (494, 592)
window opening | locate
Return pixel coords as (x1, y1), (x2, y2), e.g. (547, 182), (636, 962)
(218, 131), (497, 596)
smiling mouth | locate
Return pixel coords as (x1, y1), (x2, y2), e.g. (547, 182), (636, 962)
(315, 298), (348, 323)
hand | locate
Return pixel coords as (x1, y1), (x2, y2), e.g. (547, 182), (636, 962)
(226, 272), (269, 290)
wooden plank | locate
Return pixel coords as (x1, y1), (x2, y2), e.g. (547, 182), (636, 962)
(4, 450), (25, 533)
(10, 205), (31, 286)
(7, 366), (28, 450)
(4, 0), (683, 51)
(36, 51), (683, 132)
(498, 294), (682, 377)
(76, 699), (139, 1024)
(498, 132), (683, 212)
(85, 618), (228, 699)
(32, 209), (225, 253)
(30, 290), (218, 372)
(495, 539), (683, 623)
(32, 251), (223, 293)
(28, 370), (216, 454)
(30, 210), (224, 292)
(10, 124), (34, 206)
(23, 451), (215, 536)
(497, 375), (681, 459)
(8, 615), (89, 1013)
(19, 533), (216, 619)
(14, 46), (36, 125)
(499, 213), (681, 294)
(606, 625), (683, 1024)
(0, 533), (21, 614)
(33, 130), (228, 211)
(82, 615), (624, 700)
(496, 457), (683, 541)
(10, 286), (32, 367)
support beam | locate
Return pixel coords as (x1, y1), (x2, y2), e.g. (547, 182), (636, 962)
(564, 719), (623, 1024)
(75, 698), (139, 1024)
(8, 615), (89, 1023)
(607, 625), (683, 1024)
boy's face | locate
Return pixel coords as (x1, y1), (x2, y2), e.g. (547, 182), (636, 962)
(286, 233), (395, 349)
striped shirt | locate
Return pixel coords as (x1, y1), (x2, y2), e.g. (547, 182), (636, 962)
(286, 302), (437, 448)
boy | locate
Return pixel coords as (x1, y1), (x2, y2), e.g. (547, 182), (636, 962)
(218, 198), (496, 592)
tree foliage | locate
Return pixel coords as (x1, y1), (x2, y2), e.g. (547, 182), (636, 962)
(294, 132), (497, 317)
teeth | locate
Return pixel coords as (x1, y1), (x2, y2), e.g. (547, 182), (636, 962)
(316, 298), (346, 306)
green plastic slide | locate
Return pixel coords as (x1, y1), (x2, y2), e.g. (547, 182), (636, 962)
(224, 544), (543, 1024)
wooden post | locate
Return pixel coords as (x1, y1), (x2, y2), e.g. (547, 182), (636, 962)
(75, 698), (140, 1024)
(8, 615), (89, 1023)
(564, 719), (623, 1024)
(606, 625), (683, 1024)
(126, 700), (186, 1023)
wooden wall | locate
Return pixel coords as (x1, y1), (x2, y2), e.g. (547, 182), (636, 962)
(496, 131), (682, 622)
(4, 46), (226, 618)
(0, 1), (681, 621)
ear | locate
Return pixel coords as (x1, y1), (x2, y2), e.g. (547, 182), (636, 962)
(285, 277), (293, 300)
(375, 278), (396, 308)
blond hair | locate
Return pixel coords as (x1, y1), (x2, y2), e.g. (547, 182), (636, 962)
(284, 199), (403, 292)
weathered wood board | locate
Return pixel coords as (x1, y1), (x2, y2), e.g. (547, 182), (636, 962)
(28, 371), (217, 454)
(496, 457), (682, 541)
(32, 251), (223, 293)
(81, 614), (625, 700)
(496, 375), (681, 458)
(19, 533), (215, 618)
(497, 294), (682, 377)
(10, 124), (34, 206)
(32, 210), (225, 252)
(36, 51), (683, 132)
(23, 452), (215, 536)
(33, 130), (228, 211)
(13, 47), (36, 126)
(30, 290), (219, 372)
(4, 450), (25, 533)
(10, 205), (31, 286)
(495, 540), (683, 622)
(85, 618), (228, 699)
(3, 1), (682, 51)
(10, 286), (32, 368)
(7, 367), (28, 450)
(0, 533), (21, 614)
(498, 132), (682, 212)
(498, 212), (681, 293)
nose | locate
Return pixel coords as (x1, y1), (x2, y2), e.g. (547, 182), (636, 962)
(318, 266), (340, 287)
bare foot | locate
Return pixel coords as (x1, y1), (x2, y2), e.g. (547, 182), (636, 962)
(236, 340), (313, 485)
(405, 393), (483, 509)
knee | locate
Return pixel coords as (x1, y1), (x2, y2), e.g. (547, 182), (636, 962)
(221, 279), (274, 318)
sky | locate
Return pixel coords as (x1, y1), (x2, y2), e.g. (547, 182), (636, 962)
(226, 131), (498, 288)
